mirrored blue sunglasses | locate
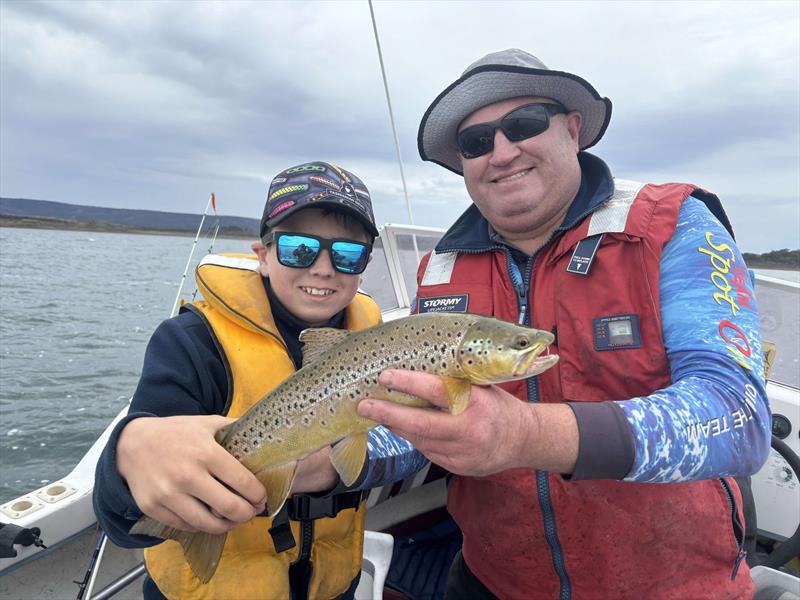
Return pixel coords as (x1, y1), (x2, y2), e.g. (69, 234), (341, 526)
(264, 232), (371, 275)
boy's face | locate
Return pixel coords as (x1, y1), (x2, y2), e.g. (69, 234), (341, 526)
(252, 207), (371, 326)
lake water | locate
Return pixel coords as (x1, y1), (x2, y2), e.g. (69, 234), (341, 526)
(0, 226), (797, 504)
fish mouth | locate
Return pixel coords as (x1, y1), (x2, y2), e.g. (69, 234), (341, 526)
(513, 343), (559, 377)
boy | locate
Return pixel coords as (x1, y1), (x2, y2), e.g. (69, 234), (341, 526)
(93, 161), (425, 600)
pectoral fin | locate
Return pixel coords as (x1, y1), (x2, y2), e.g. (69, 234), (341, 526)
(254, 461), (298, 518)
(440, 375), (472, 416)
(130, 516), (227, 583)
(299, 328), (351, 366)
(330, 433), (368, 486)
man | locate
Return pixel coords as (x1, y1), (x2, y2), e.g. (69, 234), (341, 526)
(358, 50), (771, 599)
(94, 161), (425, 600)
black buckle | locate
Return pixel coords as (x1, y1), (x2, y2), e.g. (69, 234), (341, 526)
(287, 491), (363, 521)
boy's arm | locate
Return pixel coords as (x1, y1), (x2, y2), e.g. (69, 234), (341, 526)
(93, 313), (264, 545)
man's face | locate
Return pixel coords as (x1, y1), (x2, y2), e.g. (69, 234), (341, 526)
(252, 208), (370, 325)
(459, 96), (583, 243)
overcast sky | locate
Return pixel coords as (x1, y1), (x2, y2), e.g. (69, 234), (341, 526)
(1, 0), (798, 252)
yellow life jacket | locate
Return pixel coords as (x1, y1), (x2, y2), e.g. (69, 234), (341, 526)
(144, 254), (382, 600)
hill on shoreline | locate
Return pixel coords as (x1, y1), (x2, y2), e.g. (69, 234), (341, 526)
(1, 197), (798, 268)
(0, 197), (259, 239)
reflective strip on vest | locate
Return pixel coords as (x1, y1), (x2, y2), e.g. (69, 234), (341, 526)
(587, 178), (645, 235)
(198, 254), (260, 271)
(421, 251), (458, 286)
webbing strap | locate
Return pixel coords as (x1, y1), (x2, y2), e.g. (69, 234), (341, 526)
(267, 506), (296, 553)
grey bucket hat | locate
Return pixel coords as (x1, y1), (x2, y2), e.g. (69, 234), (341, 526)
(417, 49), (612, 175)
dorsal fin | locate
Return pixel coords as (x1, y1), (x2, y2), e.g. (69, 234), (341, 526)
(299, 327), (350, 366)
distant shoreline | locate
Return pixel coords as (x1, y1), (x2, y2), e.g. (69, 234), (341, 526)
(0, 215), (255, 240)
(745, 265), (799, 272)
(2, 216), (798, 271)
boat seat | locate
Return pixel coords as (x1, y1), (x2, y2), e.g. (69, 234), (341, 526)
(355, 530), (394, 600)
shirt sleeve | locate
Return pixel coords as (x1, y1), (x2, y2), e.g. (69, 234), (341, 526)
(348, 426), (429, 490)
(93, 311), (228, 547)
(616, 196), (772, 483)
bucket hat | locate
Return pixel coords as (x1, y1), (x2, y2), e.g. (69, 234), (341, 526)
(260, 161), (379, 239)
(418, 48), (612, 175)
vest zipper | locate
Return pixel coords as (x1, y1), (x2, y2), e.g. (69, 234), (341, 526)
(518, 252), (572, 600)
(298, 519), (313, 561)
(446, 243), (574, 597)
(289, 520), (314, 600)
(719, 478), (747, 579)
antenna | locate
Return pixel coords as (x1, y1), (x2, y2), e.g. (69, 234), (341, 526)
(368, 0), (420, 262)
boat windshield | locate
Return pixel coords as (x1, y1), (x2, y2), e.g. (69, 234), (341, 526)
(359, 225), (443, 313)
(755, 276), (800, 388)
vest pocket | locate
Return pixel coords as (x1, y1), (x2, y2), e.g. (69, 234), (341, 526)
(551, 235), (669, 402)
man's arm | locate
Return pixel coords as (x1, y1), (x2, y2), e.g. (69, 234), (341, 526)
(357, 198), (771, 482)
(357, 371), (579, 476)
(614, 197), (770, 482)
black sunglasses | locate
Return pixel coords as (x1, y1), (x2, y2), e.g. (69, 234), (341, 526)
(263, 231), (371, 275)
(457, 102), (567, 159)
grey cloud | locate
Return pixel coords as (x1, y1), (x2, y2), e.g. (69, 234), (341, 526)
(1, 0), (797, 253)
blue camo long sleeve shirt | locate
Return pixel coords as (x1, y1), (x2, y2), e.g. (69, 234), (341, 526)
(502, 193), (770, 482)
(617, 196), (770, 482)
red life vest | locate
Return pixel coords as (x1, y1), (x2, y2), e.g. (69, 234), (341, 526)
(415, 181), (752, 599)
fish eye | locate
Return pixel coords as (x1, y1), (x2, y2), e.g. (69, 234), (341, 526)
(513, 334), (529, 349)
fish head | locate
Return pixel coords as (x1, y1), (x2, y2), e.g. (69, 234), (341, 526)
(457, 318), (559, 384)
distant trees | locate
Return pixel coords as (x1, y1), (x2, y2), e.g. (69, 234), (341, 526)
(743, 249), (800, 269)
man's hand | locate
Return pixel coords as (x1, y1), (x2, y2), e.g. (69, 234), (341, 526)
(117, 415), (266, 535)
(357, 370), (579, 476)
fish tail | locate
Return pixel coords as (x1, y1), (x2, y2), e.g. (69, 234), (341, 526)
(130, 515), (227, 583)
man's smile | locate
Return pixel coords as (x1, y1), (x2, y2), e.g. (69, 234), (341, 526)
(492, 167), (533, 184)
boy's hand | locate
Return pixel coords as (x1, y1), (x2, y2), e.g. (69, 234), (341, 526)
(117, 415), (267, 535)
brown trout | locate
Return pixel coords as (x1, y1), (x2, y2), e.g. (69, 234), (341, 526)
(130, 312), (558, 582)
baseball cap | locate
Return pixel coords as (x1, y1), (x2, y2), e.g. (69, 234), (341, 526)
(260, 161), (379, 239)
